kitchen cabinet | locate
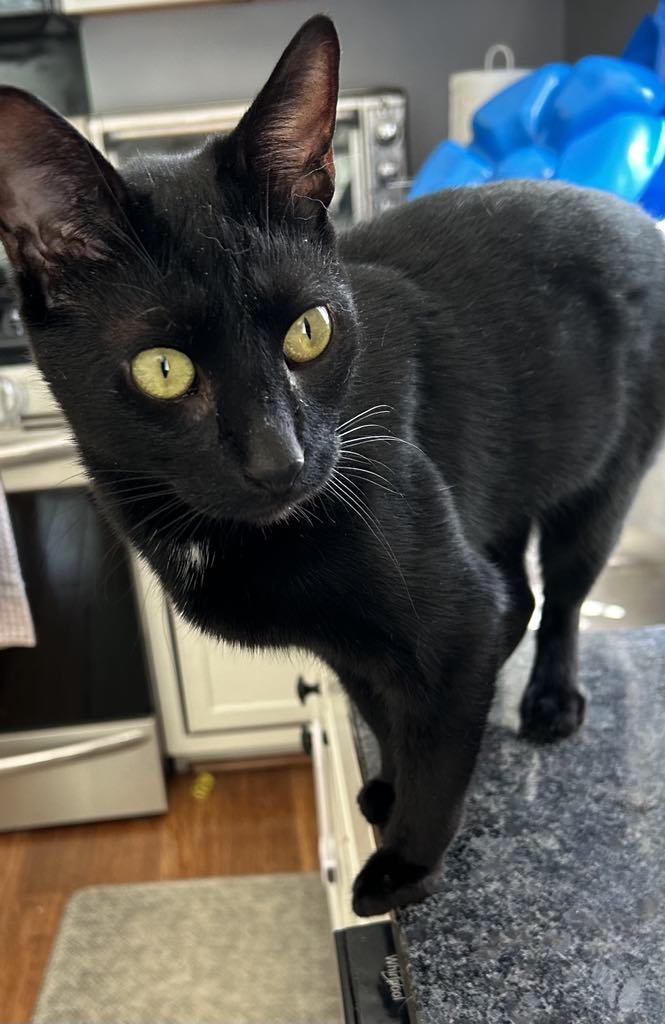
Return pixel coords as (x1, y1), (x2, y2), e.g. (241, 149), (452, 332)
(173, 616), (313, 734)
(301, 671), (411, 1022)
(304, 671), (384, 932)
(133, 566), (317, 761)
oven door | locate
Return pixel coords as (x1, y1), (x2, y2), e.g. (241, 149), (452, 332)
(0, 397), (166, 827)
(87, 93), (405, 230)
(0, 414), (154, 732)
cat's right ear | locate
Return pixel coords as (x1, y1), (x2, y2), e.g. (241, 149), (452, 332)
(228, 15), (340, 211)
(0, 87), (127, 306)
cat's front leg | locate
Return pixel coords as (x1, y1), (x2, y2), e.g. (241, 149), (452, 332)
(351, 642), (499, 917)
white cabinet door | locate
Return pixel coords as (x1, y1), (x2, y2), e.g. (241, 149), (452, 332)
(171, 610), (319, 734)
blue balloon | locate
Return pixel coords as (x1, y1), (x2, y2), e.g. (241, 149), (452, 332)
(655, 0), (665, 79)
(557, 113), (665, 200)
(473, 64), (570, 161)
(409, 140), (492, 199)
(546, 55), (665, 150)
(410, 10), (665, 217)
(623, 15), (659, 69)
(496, 145), (558, 180)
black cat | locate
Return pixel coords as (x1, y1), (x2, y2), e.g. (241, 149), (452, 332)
(1, 16), (665, 916)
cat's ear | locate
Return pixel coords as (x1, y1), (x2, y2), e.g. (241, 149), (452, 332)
(0, 87), (127, 305)
(230, 15), (340, 209)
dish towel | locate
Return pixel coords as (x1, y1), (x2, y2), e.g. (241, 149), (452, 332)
(0, 480), (35, 648)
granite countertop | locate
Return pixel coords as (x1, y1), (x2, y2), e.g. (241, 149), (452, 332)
(354, 626), (665, 1024)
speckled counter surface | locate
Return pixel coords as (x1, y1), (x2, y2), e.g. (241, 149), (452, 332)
(353, 627), (665, 1024)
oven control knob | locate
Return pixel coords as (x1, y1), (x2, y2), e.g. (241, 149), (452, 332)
(376, 119), (399, 144)
(377, 159), (399, 182)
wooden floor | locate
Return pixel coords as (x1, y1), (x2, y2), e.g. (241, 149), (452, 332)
(0, 760), (318, 1023)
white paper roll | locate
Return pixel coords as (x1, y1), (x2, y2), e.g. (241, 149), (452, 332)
(448, 44), (530, 144)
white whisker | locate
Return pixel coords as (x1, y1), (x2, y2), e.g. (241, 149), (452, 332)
(336, 404), (392, 433)
(336, 422), (386, 439)
(328, 470), (419, 620)
(338, 465), (401, 495)
(341, 433), (427, 458)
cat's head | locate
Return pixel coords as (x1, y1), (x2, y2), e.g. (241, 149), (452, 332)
(0, 16), (358, 542)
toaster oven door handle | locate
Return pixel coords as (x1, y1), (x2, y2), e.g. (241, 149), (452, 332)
(0, 433), (76, 468)
(0, 727), (148, 776)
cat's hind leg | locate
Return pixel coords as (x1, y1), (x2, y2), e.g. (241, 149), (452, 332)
(520, 463), (640, 742)
(487, 517), (535, 667)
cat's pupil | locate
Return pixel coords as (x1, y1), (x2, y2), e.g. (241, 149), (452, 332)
(304, 317), (312, 340)
(160, 356), (170, 379)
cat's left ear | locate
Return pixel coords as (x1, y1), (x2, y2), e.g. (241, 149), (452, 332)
(0, 87), (127, 305)
(230, 15), (340, 209)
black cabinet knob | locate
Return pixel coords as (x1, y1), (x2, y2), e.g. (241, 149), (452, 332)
(297, 676), (321, 705)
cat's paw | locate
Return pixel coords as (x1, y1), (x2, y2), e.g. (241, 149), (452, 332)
(352, 848), (432, 917)
(357, 778), (395, 826)
(519, 686), (586, 743)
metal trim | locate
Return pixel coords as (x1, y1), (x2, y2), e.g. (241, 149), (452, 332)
(0, 432), (75, 468)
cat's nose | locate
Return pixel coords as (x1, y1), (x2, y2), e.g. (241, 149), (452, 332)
(244, 428), (304, 494)
(246, 452), (304, 493)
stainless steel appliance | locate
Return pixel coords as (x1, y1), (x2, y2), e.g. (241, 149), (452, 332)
(87, 91), (408, 230)
(0, 340), (167, 831)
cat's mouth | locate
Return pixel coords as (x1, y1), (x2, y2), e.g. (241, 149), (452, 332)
(246, 496), (308, 526)
(232, 484), (318, 526)
(173, 479), (322, 529)
(187, 457), (336, 528)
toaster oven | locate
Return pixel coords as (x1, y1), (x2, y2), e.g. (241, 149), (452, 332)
(87, 90), (408, 231)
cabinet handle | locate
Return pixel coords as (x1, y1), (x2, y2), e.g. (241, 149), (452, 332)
(309, 719), (337, 886)
(0, 727), (148, 777)
(300, 724), (312, 757)
(297, 677), (321, 704)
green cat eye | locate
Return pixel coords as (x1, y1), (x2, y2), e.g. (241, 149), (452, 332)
(283, 306), (332, 364)
(131, 347), (196, 400)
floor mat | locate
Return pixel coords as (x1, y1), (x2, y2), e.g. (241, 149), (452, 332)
(33, 872), (341, 1024)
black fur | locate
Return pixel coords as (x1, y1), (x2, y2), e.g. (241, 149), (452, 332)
(2, 16), (665, 916)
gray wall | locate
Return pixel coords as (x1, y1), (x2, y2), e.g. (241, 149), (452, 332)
(81, 0), (565, 172)
(565, 0), (653, 61)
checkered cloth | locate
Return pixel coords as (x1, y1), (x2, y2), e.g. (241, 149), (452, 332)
(0, 481), (35, 648)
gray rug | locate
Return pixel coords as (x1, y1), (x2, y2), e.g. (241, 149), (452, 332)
(33, 873), (341, 1024)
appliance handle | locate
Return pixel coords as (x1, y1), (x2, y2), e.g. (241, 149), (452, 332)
(0, 433), (76, 468)
(0, 727), (148, 776)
